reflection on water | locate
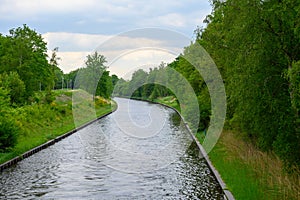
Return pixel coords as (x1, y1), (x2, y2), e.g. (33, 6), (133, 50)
(0, 98), (224, 199)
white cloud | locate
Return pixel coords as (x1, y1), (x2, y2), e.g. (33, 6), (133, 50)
(1, 0), (212, 77)
(43, 31), (186, 75)
(43, 32), (112, 51)
(54, 51), (90, 72)
(0, 0), (95, 19)
(139, 9), (209, 30)
(157, 13), (186, 28)
(0, 0), (211, 29)
(109, 49), (176, 79)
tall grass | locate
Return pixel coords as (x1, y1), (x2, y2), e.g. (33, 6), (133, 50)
(209, 131), (300, 200)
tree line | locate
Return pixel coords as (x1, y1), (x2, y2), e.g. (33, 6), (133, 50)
(0, 25), (116, 151)
(200, 0), (300, 168)
(114, 0), (300, 167)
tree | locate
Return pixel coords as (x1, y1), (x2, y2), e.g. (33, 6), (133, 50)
(129, 69), (148, 97)
(113, 78), (130, 97)
(65, 69), (79, 90)
(200, 0), (300, 166)
(96, 71), (113, 98)
(0, 72), (25, 105)
(76, 52), (113, 99)
(85, 52), (107, 97)
(50, 47), (63, 89)
(0, 25), (54, 99)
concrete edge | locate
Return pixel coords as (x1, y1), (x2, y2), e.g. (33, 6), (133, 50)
(128, 97), (235, 200)
(0, 101), (118, 172)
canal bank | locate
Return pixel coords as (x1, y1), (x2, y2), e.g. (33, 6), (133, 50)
(128, 96), (235, 200)
(0, 96), (117, 172)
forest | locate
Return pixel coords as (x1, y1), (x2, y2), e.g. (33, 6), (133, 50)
(114, 0), (300, 169)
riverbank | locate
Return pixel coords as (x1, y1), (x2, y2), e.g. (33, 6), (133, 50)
(0, 90), (116, 166)
(153, 96), (299, 200)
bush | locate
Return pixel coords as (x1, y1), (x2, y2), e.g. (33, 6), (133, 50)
(95, 96), (109, 106)
(0, 117), (19, 151)
(44, 91), (55, 104)
(0, 72), (25, 105)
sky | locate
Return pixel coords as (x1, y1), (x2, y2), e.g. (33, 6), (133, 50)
(0, 0), (212, 77)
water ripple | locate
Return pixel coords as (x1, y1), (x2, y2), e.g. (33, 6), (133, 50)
(0, 98), (224, 199)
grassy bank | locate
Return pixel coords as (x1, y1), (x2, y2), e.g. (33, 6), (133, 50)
(207, 131), (300, 200)
(156, 96), (300, 200)
(0, 89), (116, 165)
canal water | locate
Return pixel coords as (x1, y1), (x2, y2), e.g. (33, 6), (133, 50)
(0, 98), (224, 199)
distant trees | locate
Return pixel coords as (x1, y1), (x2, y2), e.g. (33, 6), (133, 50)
(72, 51), (115, 99)
(113, 63), (172, 100)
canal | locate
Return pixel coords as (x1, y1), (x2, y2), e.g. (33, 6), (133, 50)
(0, 98), (224, 199)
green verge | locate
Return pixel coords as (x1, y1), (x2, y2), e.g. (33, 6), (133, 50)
(206, 132), (264, 199)
(153, 96), (181, 112)
(0, 89), (116, 165)
(154, 96), (299, 200)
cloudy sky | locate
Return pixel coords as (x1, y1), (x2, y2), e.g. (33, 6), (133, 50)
(0, 0), (212, 77)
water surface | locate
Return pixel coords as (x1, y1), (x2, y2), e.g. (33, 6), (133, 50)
(0, 98), (224, 199)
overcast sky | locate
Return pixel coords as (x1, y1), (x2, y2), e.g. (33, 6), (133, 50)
(0, 0), (212, 77)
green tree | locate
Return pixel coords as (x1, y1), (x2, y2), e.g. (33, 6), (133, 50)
(49, 47), (63, 89)
(96, 71), (113, 98)
(0, 25), (54, 98)
(113, 78), (130, 97)
(80, 52), (107, 99)
(0, 72), (25, 105)
(129, 69), (148, 97)
(66, 69), (79, 90)
(200, 0), (300, 166)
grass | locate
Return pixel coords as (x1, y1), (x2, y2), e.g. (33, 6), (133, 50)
(153, 96), (300, 200)
(153, 96), (181, 112)
(208, 131), (265, 199)
(209, 131), (300, 200)
(0, 89), (116, 165)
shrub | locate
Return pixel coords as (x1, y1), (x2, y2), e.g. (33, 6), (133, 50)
(0, 117), (19, 151)
(95, 96), (109, 106)
(44, 91), (55, 104)
(0, 72), (25, 105)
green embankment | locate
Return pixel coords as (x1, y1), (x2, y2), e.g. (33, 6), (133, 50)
(156, 96), (299, 200)
(0, 89), (116, 165)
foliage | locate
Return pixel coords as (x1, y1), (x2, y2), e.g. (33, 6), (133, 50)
(0, 89), (114, 164)
(0, 87), (18, 151)
(0, 26), (117, 159)
(113, 0), (300, 167)
(0, 117), (19, 152)
(0, 25), (54, 99)
(199, 0), (300, 166)
(0, 71), (25, 105)
(73, 51), (114, 99)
